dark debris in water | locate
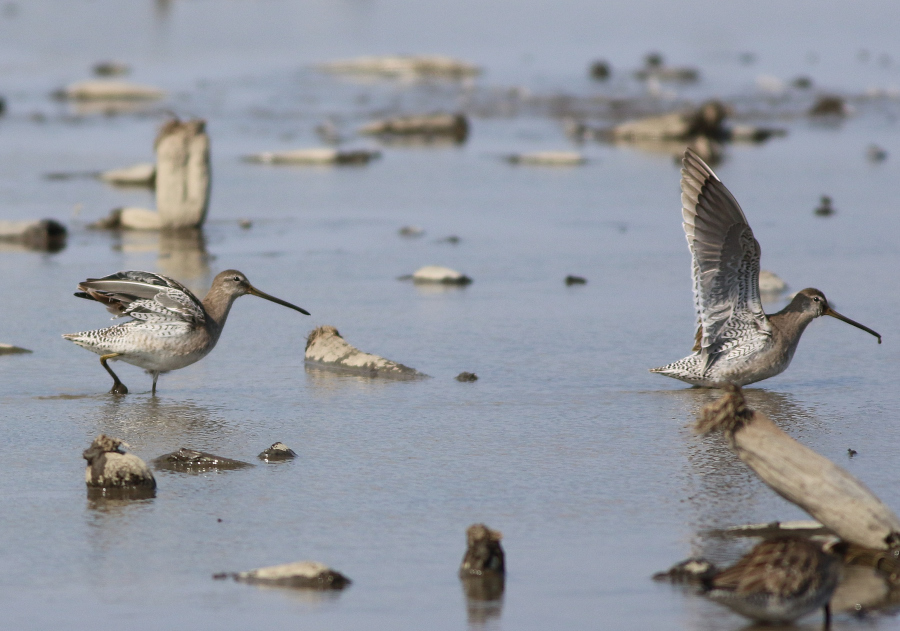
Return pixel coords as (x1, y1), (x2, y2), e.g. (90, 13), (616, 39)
(152, 448), (253, 472)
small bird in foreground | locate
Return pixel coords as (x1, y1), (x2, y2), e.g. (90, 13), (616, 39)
(651, 149), (881, 387)
(702, 537), (841, 627)
(63, 270), (309, 395)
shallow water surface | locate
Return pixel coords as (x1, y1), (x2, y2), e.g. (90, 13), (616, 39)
(1, 1), (899, 630)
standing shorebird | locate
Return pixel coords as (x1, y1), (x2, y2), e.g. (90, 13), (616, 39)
(702, 537), (841, 627)
(651, 149), (881, 387)
(63, 270), (309, 395)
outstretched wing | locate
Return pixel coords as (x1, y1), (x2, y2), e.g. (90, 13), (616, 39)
(680, 149), (771, 367)
(74, 270), (205, 324)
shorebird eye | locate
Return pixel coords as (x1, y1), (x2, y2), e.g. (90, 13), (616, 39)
(813, 296), (820, 302)
(232, 276), (241, 282)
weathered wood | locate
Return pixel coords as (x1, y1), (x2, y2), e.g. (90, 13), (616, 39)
(305, 325), (427, 378)
(99, 162), (156, 187)
(155, 119), (211, 229)
(0, 343), (31, 355)
(152, 448), (252, 473)
(697, 385), (900, 551)
(360, 113), (469, 142)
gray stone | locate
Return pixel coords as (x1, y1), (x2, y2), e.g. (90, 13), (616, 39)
(153, 448), (252, 473)
(83, 435), (156, 496)
(258, 442), (296, 462)
(217, 560), (351, 590)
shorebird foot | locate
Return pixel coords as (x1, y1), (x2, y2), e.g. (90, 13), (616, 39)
(100, 353), (128, 395)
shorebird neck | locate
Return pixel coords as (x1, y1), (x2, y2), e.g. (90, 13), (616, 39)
(768, 299), (817, 348)
(201, 283), (240, 330)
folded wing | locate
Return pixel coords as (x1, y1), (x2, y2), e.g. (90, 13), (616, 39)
(75, 270), (205, 325)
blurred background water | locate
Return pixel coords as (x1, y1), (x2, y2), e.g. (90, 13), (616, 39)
(0, 1), (898, 629)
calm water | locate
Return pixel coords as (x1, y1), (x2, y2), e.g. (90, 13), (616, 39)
(1, 1), (899, 629)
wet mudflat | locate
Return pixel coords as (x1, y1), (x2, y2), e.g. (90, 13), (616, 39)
(1, 1), (900, 630)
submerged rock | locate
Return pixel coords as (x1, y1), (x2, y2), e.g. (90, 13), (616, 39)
(152, 448), (252, 472)
(98, 162), (156, 187)
(402, 265), (472, 285)
(460, 524), (505, 602)
(0, 219), (67, 252)
(814, 195), (835, 216)
(319, 55), (480, 79)
(809, 95), (849, 117)
(456, 372), (478, 382)
(217, 560), (351, 590)
(93, 61), (131, 77)
(83, 435), (156, 497)
(56, 80), (165, 101)
(258, 442), (296, 462)
(565, 275), (587, 286)
(360, 113), (469, 143)
(305, 325), (428, 379)
(0, 343), (31, 355)
(243, 148), (379, 165)
(460, 524), (505, 577)
(634, 53), (699, 82)
(505, 151), (586, 166)
(589, 60), (611, 80)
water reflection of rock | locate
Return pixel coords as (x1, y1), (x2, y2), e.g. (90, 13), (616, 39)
(116, 228), (210, 282)
(461, 576), (504, 628)
(303, 362), (411, 394)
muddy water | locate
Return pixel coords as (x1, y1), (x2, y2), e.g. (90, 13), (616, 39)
(1, 1), (899, 629)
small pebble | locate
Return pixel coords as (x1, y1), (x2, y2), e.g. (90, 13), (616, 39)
(809, 95), (847, 117)
(399, 225), (425, 237)
(258, 442), (297, 461)
(814, 195), (834, 217)
(238, 219), (252, 230)
(460, 523), (505, 577)
(456, 372), (478, 382)
(589, 60), (611, 80)
(867, 145), (888, 163)
(437, 235), (460, 244)
(565, 275), (587, 286)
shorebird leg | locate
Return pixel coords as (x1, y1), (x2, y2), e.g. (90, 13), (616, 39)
(823, 602), (832, 629)
(100, 353), (128, 395)
(151, 371), (160, 396)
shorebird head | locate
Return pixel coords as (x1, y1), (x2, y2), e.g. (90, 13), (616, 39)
(794, 288), (881, 343)
(213, 270), (310, 315)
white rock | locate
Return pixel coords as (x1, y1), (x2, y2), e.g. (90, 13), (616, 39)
(119, 208), (163, 230)
(319, 55), (480, 78)
(506, 151), (586, 166)
(758, 270), (787, 294)
(0, 343), (31, 355)
(99, 162), (156, 186)
(243, 148), (379, 165)
(59, 80), (166, 101)
(409, 265), (472, 285)
(232, 560), (351, 589)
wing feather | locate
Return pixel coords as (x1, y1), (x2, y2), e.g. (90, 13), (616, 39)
(680, 149), (771, 372)
(76, 270), (205, 324)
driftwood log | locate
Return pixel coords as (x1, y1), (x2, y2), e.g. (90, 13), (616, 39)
(696, 385), (900, 551)
(305, 325), (427, 378)
(155, 119), (211, 229)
